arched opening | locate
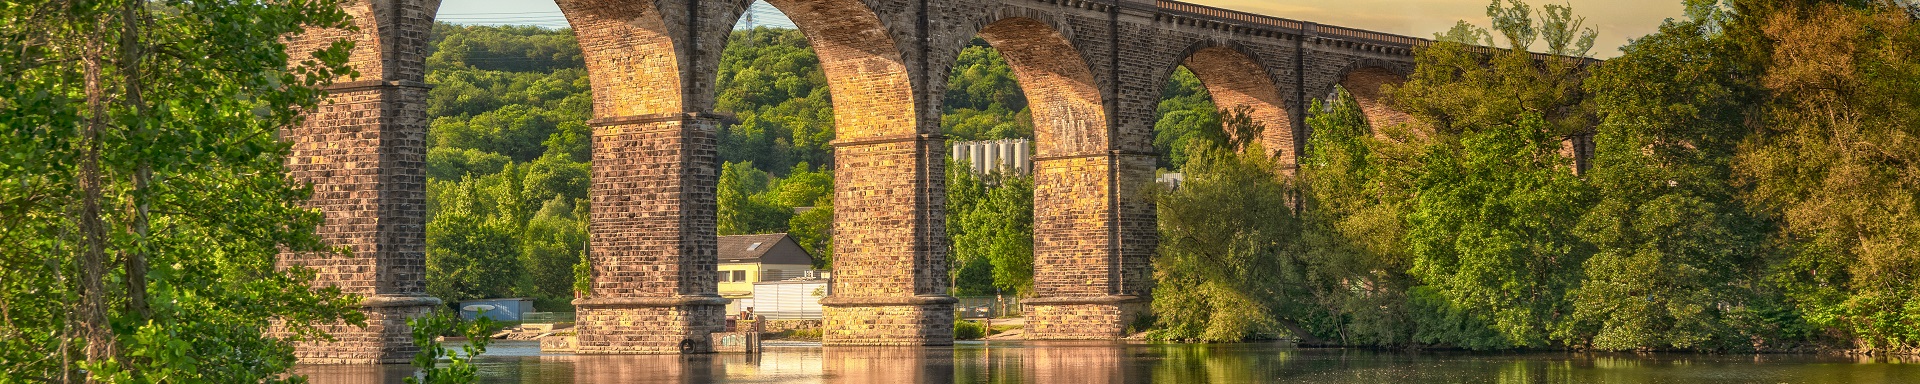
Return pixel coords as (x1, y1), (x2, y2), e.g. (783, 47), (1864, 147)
(945, 15), (1112, 295)
(560, 0), (938, 349)
(1180, 46), (1296, 168)
(708, 3), (833, 317)
(738, 0), (942, 346)
(1338, 66), (1417, 133)
(941, 15), (1138, 339)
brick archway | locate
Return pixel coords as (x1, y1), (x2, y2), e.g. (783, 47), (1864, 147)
(969, 16), (1148, 340)
(558, 0), (733, 355)
(754, 0), (952, 347)
(1336, 65), (1417, 133)
(1177, 44), (1297, 168)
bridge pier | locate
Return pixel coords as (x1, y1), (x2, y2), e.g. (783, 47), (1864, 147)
(1025, 153), (1157, 339)
(281, 0), (442, 364)
(574, 113), (730, 354)
(822, 134), (958, 346)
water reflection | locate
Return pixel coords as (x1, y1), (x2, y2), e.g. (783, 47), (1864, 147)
(294, 340), (1920, 383)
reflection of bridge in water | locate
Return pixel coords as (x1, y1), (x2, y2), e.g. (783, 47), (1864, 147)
(293, 341), (1918, 383)
(298, 341), (1151, 383)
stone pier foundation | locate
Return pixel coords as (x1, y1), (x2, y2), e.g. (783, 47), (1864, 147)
(1025, 299), (1150, 339)
(824, 133), (956, 346)
(574, 113), (729, 354)
(575, 300), (727, 354)
(1026, 153), (1156, 340)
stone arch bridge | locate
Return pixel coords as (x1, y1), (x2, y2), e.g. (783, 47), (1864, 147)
(285, 0), (1449, 363)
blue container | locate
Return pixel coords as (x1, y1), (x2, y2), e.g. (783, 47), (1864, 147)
(457, 298), (535, 321)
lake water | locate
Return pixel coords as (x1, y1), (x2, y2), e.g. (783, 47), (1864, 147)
(296, 340), (1920, 383)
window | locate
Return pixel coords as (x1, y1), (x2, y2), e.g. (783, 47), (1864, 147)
(725, 270), (747, 283)
(747, 242), (763, 251)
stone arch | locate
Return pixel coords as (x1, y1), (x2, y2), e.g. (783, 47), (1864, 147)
(559, 0), (731, 355)
(1333, 61), (1417, 132)
(946, 14), (1154, 340)
(292, 0), (445, 83)
(558, 0), (685, 117)
(967, 16), (1127, 339)
(975, 17), (1109, 157)
(756, 0), (922, 141)
(1170, 40), (1297, 167)
(729, 0), (947, 346)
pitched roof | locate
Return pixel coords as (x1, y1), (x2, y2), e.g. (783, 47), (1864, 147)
(717, 233), (813, 265)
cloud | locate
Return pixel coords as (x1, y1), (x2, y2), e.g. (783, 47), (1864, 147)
(1187, 0), (1685, 57)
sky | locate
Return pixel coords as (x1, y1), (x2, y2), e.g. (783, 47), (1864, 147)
(436, 0), (1685, 57)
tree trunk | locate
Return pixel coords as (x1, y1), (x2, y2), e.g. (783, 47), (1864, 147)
(78, 32), (118, 376)
(120, 0), (151, 323)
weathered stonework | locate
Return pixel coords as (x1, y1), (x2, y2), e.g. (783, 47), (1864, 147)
(575, 302), (726, 354)
(574, 114), (729, 354)
(289, 297), (440, 364)
(294, 0), (1604, 358)
(283, 0), (442, 364)
(1026, 299), (1149, 339)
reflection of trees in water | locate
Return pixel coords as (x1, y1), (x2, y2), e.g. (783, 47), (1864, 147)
(1148, 343), (1292, 383)
(568, 353), (838, 383)
(299, 344), (1920, 383)
(291, 364), (413, 384)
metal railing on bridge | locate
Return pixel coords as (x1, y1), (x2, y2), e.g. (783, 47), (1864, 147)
(1155, 0), (1306, 31)
(1153, 0), (1600, 64)
(1155, 0), (1422, 47)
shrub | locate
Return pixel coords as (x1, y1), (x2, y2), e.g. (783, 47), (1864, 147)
(955, 320), (987, 340)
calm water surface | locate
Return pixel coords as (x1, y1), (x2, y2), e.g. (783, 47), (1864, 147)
(296, 340), (1920, 383)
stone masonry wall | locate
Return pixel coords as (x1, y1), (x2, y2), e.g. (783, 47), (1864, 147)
(574, 115), (727, 354)
(283, 0), (440, 364)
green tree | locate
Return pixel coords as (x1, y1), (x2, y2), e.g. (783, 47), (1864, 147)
(1733, 0), (1920, 352)
(1392, 0), (1594, 138)
(418, 25), (595, 311)
(1403, 114), (1594, 349)
(522, 197), (588, 307)
(777, 163), (835, 268)
(405, 311), (495, 384)
(1295, 89), (1423, 347)
(1562, 0), (1777, 351)
(0, 0), (364, 380)
(1384, 0), (1601, 349)
(716, 27), (835, 172)
(947, 168), (1035, 296)
(1153, 67), (1220, 170)
(1150, 109), (1303, 342)
(427, 177), (527, 302)
(717, 161), (793, 235)
(942, 42), (1033, 142)
(789, 202), (835, 269)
